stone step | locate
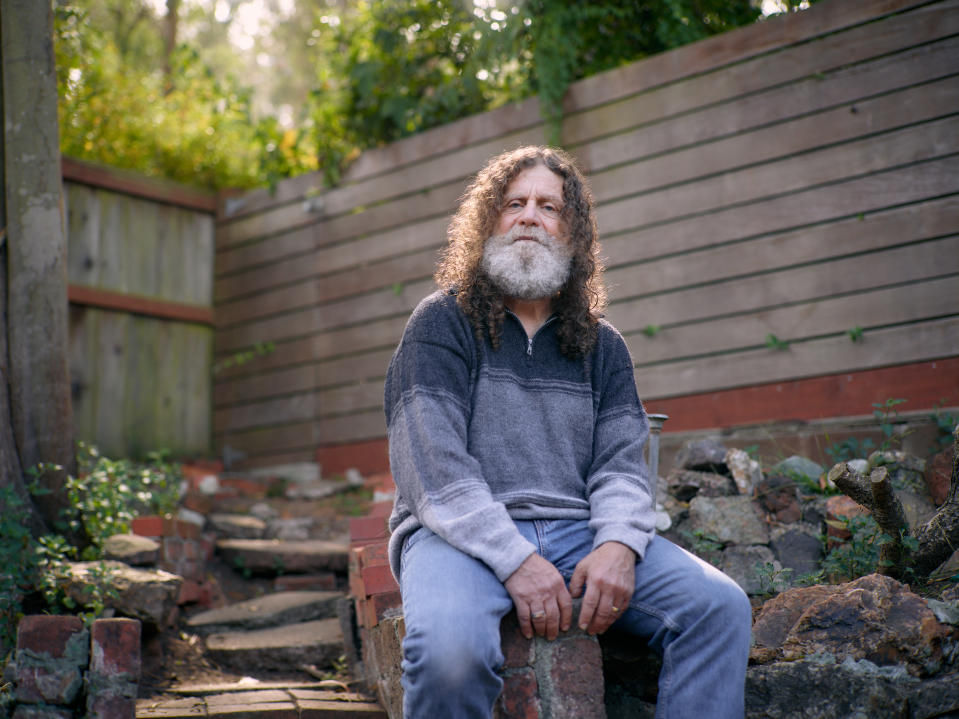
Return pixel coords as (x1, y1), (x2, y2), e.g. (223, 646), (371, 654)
(137, 687), (386, 718)
(217, 539), (349, 574)
(186, 591), (343, 634)
(204, 618), (344, 673)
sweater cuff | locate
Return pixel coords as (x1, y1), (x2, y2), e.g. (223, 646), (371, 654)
(487, 537), (539, 583)
(592, 525), (654, 562)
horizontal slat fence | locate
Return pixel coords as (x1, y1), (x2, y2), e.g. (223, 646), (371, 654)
(65, 158), (215, 459)
(214, 0), (959, 470)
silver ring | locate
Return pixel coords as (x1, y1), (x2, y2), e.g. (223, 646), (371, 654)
(531, 610), (546, 620)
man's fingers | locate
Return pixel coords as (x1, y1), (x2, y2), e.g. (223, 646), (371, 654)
(577, 582), (599, 632)
(558, 589), (573, 633)
(568, 565), (585, 599)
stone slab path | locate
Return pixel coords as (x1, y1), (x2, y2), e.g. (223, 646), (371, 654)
(187, 591), (342, 634)
(217, 539), (350, 573)
(205, 618), (345, 673)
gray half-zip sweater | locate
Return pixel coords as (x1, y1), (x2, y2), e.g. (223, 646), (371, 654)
(384, 289), (656, 582)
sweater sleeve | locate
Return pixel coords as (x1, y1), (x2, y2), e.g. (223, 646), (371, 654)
(584, 328), (657, 560)
(384, 294), (536, 582)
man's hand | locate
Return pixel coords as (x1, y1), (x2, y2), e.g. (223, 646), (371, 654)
(504, 553), (573, 640)
(569, 542), (636, 635)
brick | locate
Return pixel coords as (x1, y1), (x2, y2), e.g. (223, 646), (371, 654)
(499, 615), (534, 669)
(349, 516), (389, 543)
(131, 515), (165, 538)
(14, 665), (84, 705)
(180, 491), (215, 514)
(367, 500), (394, 518)
(205, 690), (292, 705)
(361, 591), (402, 628)
(496, 668), (540, 719)
(273, 573), (337, 592)
(181, 539), (202, 561)
(544, 635), (605, 718)
(175, 559), (206, 581)
(90, 618), (141, 677)
(132, 515), (201, 540)
(163, 537), (184, 562)
(12, 705), (73, 719)
(178, 579), (203, 604)
(17, 615), (85, 659)
(360, 565), (399, 596)
(219, 476), (270, 498)
(87, 692), (137, 719)
(356, 542), (389, 570)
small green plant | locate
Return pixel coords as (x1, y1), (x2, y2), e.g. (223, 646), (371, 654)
(820, 515), (882, 582)
(847, 326), (864, 342)
(825, 436), (875, 464)
(765, 333), (790, 351)
(754, 561), (793, 597)
(641, 324), (661, 338)
(930, 404), (959, 451)
(871, 398), (908, 453)
(212, 340), (275, 375)
(41, 443), (182, 559)
(681, 529), (724, 558)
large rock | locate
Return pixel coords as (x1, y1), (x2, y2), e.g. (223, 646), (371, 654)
(186, 591), (342, 634)
(745, 655), (916, 719)
(755, 474), (801, 524)
(61, 561), (181, 627)
(666, 469), (736, 502)
(688, 495), (770, 546)
(926, 446), (954, 505)
(772, 456), (824, 485)
(868, 450), (927, 493)
(769, 525), (822, 581)
(673, 438), (728, 473)
(102, 534), (160, 566)
(751, 573), (955, 675)
(725, 448), (762, 496)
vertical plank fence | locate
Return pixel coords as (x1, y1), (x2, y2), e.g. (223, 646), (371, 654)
(64, 158), (215, 459)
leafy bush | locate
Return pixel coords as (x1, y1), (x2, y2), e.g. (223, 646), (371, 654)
(1, 445), (182, 652)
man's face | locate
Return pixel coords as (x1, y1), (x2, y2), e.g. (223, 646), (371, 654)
(481, 164), (573, 300)
(494, 164), (566, 240)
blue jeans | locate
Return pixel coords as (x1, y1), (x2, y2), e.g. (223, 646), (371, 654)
(399, 519), (751, 719)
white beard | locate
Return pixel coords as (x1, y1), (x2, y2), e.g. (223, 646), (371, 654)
(481, 225), (572, 300)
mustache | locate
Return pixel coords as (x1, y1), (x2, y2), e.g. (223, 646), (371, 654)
(490, 225), (557, 246)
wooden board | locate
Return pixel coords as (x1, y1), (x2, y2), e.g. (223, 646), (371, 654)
(635, 316), (959, 400)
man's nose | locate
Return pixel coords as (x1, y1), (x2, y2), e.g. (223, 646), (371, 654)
(518, 200), (539, 225)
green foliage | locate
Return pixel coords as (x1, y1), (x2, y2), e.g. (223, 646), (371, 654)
(55, 0), (764, 189)
(682, 528), (724, 558)
(847, 325), (864, 342)
(754, 561), (792, 597)
(212, 341), (276, 376)
(820, 515), (881, 583)
(2, 444), (181, 652)
(825, 436), (874, 464)
(765, 333), (790, 351)
(929, 403), (958, 451)
(34, 443), (182, 559)
(54, 2), (317, 189)
(869, 398), (908, 453)
(641, 324), (662, 338)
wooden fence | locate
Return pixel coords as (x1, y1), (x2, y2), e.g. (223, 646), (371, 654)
(213, 0), (959, 472)
(64, 158), (216, 459)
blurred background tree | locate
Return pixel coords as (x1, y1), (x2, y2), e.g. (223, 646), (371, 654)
(55, 0), (810, 190)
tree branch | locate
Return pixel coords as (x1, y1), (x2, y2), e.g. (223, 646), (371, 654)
(911, 423), (959, 578)
(869, 466), (909, 578)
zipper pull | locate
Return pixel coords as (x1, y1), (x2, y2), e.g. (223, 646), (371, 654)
(527, 338), (533, 357)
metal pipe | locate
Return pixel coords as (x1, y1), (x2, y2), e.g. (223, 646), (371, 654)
(646, 413), (669, 481)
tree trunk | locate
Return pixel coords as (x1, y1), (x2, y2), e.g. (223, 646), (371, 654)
(1, 0), (81, 543)
(828, 423), (959, 582)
